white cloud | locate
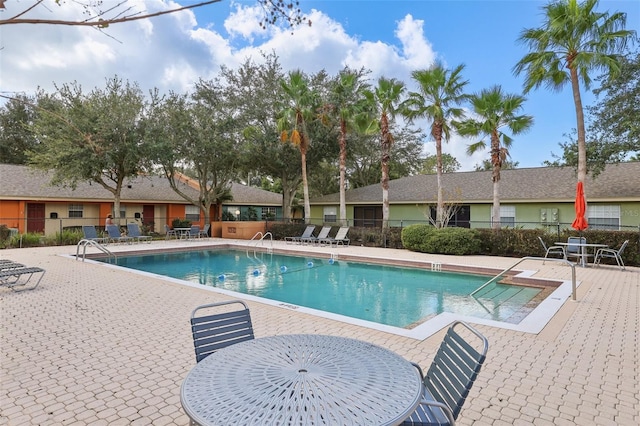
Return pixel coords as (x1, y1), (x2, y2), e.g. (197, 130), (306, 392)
(2, 1), (481, 168)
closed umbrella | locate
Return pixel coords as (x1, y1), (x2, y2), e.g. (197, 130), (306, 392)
(571, 181), (588, 231)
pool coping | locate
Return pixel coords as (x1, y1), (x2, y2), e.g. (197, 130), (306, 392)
(66, 243), (577, 340)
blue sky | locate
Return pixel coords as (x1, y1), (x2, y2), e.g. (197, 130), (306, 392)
(2, 0), (638, 171)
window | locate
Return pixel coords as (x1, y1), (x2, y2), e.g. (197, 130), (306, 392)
(261, 207), (276, 220)
(185, 205), (200, 222)
(68, 204), (83, 218)
(323, 206), (337, 223)
(499, 205), (515, 227)
(587, 205), (620, 230)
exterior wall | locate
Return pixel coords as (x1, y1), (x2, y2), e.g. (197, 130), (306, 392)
(0, 200), (22, 230)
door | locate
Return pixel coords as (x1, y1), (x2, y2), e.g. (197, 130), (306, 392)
(354, 206), (382, 228)
(27, 203), (45, 233)
(142, 205), (155, 231)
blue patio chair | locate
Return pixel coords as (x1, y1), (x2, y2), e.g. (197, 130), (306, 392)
(106, 224), (133, 244)
(190, 300), (255, 363)
(188, 225), (201, 239)
(402, 321), (489, 426)
(565, 236), (586, 265)
(594, 240), (628, 271)
(82, 225), (108, 244)
(126, 223), (152, 243)
(199, 224), (211, 238)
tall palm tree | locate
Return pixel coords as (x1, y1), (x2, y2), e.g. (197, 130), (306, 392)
(403, 63), (469, 228)
(277, 70), (318, 223)
(325, 69), (375, 226)
(365, 77), (405, 229)
(513, 0), (635, 192)
(456, 86), (533, 229)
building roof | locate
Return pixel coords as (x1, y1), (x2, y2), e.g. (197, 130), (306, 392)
(0, 164), (282, 206)
(311, 162), (640, 205)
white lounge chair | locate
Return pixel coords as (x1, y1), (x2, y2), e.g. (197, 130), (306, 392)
(319, 226), (350, 247)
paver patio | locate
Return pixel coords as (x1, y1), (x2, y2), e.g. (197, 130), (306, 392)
(1, 239), (638, 425)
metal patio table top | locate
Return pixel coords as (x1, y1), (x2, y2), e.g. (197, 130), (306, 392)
(180, 334), (423, 426)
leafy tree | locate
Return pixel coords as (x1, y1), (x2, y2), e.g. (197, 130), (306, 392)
(474, 158), (519, 171)
(29, 76), (150, 221)
(277, 70), (319, 223)
(0, 94), (38, 164)
(403, 63), (469, 227)
(0, 1), (309, 30)
(421, 153), (461, 174)
(456, 86), (533, 229)
(513, 0), (636, 195)
(587, 51), (640, 164)
(365, 77), (405, 229)
(147, 79), (239, 226)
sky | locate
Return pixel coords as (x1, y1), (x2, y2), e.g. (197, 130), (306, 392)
(1, 0), (638, 171)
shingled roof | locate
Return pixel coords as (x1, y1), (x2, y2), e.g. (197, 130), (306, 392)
(310, 162), (640, 205)
(0, 164), (282, 205)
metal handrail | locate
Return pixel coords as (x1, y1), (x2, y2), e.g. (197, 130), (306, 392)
(470, 256), (578, 301)
(76, 239), (116, 262)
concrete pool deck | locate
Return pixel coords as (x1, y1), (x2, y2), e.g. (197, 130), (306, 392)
(1, 239), (638, 425)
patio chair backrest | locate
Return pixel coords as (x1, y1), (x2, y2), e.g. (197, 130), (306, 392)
(334, 227), (349, 240)
(424, 321), (488, 420)
(82, 225), (99, 239)
(301, 225), (315, 238)
(189, 225), (200, 237)
(617, 240), (629, 256)
(190, 300), (255, 363)
(106, 225), (122, 238)
(567, 236), (585, 254)
(127, 223), (142, 237)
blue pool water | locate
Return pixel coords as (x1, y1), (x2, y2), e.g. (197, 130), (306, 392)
(110, 250), (542, 327)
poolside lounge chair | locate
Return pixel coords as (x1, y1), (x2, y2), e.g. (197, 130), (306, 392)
(594, 240), (628, 271)
(126, 223), (152, 244)
(190, 300), (255, 363)
(164, 224), (179, 240)
(0, 261), (25, 270)
(106, 224), (133, 244)
(301, 226), (332, 245)
(285, 225), (316, 244)
(82, 225), (108, 244)
(538, 236), (565, 264)
(319, 226), (350, 246)
(401, 321), (489, 426)
(1, 266), (46, 291)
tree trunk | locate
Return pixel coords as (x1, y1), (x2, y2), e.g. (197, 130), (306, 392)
(339, 119), (347, 226)
(492, 180), (500, 230)
(300, 149), (310, 224)
(380, 114), (391, 230)
(570, 66), (587, 193)
(434, 126), (444, 228)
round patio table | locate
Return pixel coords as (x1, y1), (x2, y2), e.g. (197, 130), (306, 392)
(180, 334), (423, 426)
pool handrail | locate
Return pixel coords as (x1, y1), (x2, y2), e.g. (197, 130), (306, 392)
(470, 256), (577, 301)
(76, 239), (117, 263)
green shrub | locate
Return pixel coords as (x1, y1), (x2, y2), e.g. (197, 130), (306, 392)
(52, 229), (84, 246)
(402, 225), (483, 255)
(7, 232), (43, 248)
(172, 218), (192, 228)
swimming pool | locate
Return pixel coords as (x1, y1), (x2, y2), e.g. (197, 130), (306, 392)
(108, 249), (543, 328)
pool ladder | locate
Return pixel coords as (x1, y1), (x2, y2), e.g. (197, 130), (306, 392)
(248, 232), (273, 255)
(76, 239), (116, 263)
(470, 256), (578, 301)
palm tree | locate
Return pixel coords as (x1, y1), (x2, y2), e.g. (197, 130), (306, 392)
(324, 69), (375, 226)
(456, 86), (533, 229)
(513, 0), (635, 192)
(403, 63), (469, 228)
(277, 70), (318, 223)
(365, 77), (405, 230)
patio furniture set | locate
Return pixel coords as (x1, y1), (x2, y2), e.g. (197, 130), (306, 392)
(182, 300), (489, 425)
(538, 236), (628, 270)
(285, 225), (351, 247)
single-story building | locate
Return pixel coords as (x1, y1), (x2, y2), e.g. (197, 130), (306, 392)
(0, 164), (283, 236)
(310, 162), (640, 231)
